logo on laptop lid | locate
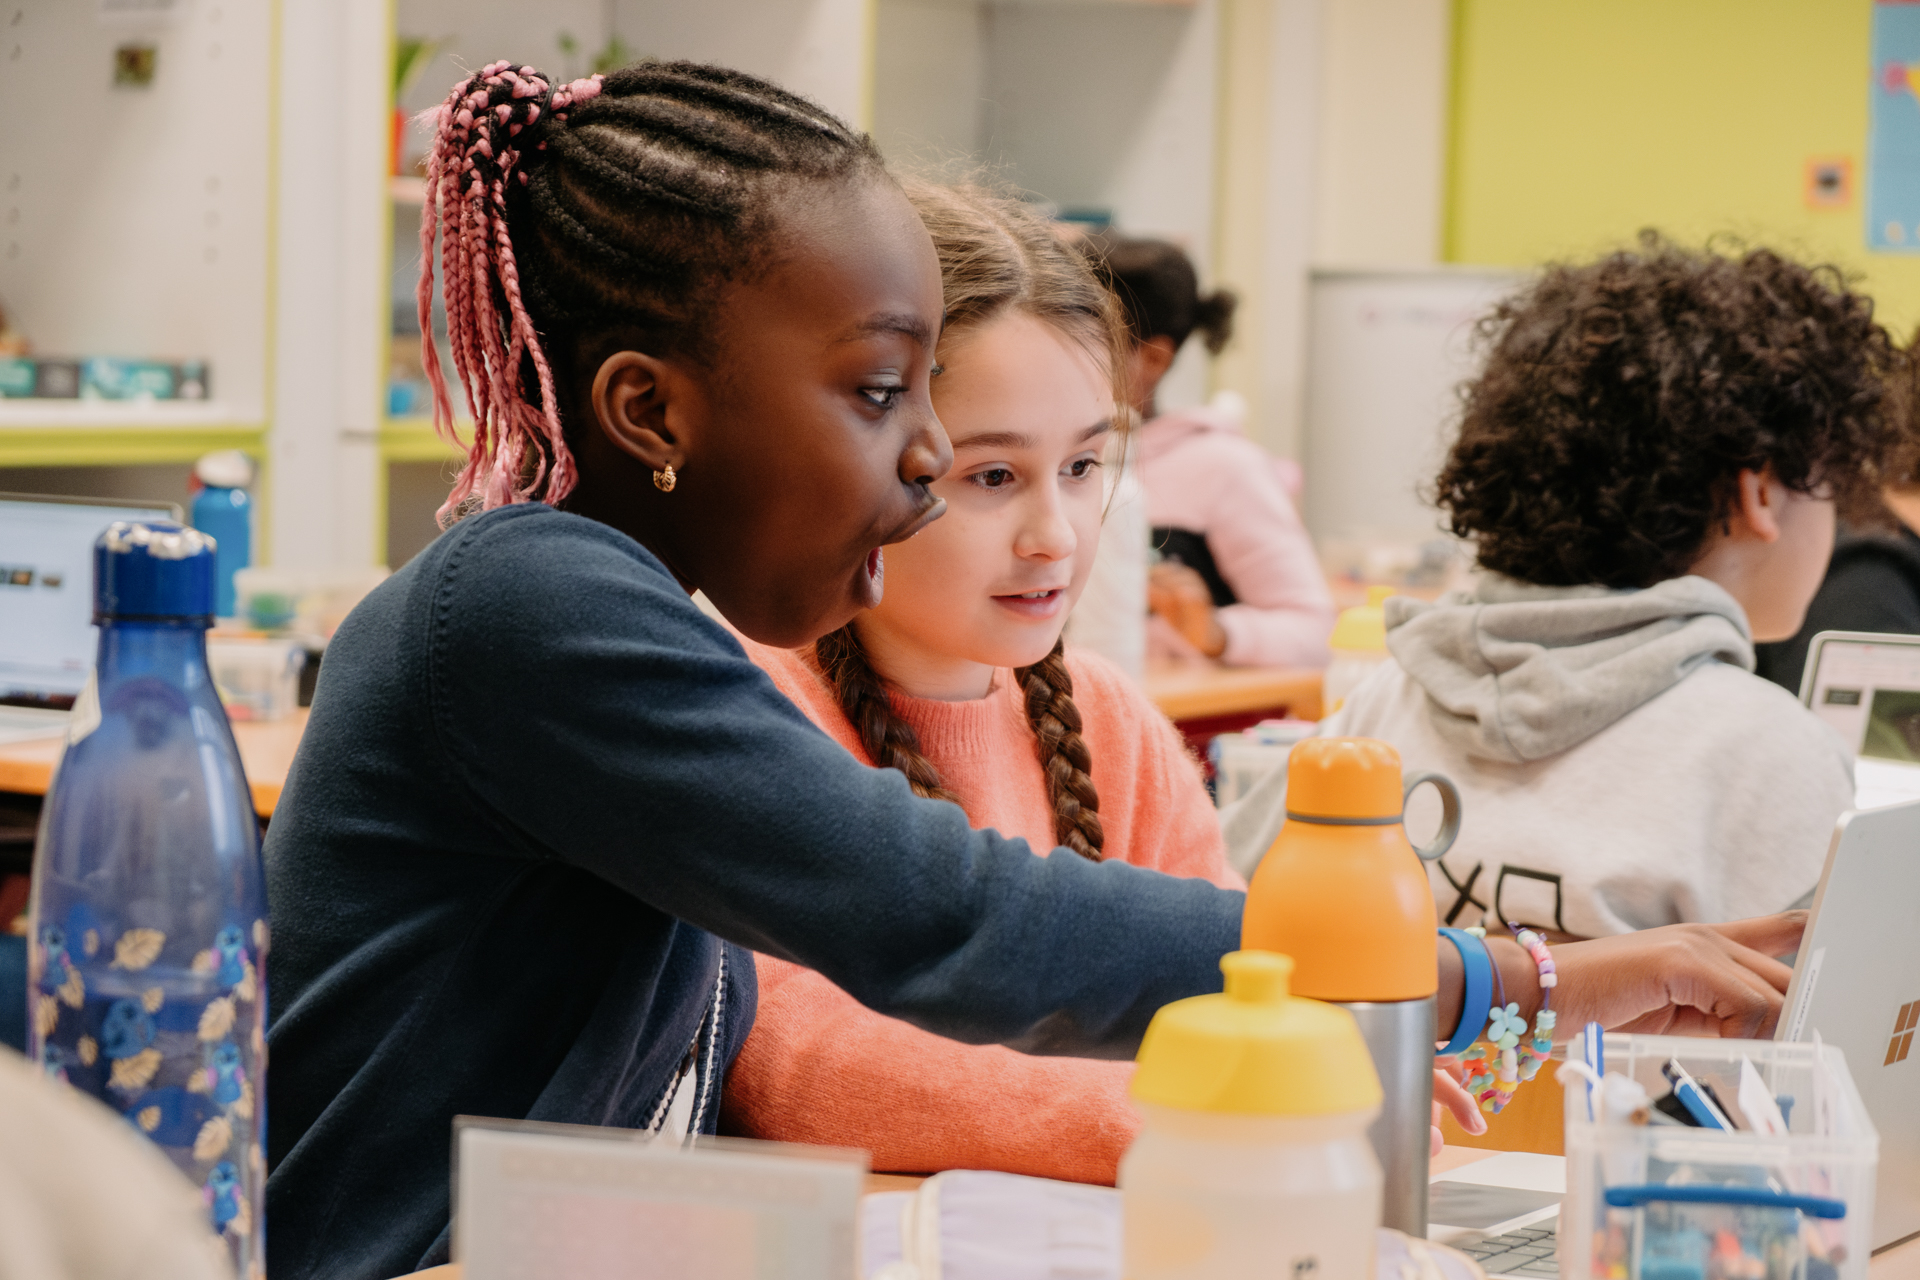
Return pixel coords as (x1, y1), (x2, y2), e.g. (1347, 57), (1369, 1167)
(1887, 1001), (1919, 1066)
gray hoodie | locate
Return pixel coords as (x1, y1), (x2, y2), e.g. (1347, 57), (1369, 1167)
(1222, 575), (1852, 935)
(1384, 575), (1753, 764)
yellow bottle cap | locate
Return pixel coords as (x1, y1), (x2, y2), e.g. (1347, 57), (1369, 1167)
(1131, 951), (1383, 1116)
(1328, 584), (1395, 652)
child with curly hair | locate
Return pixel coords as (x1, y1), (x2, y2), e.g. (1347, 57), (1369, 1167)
(1230, 236), (1902, 938)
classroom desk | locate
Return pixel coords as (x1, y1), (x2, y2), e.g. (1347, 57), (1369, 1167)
(1142, 659), (1323, 722)
(0, 709), (307, 818)
(392, 1153), (1920, 1280)
(0, 667), (1311, 823)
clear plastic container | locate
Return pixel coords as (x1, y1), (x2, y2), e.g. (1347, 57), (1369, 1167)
(207, 636), (305, 722)
(232, 564), (388, 639)
(1122, 952), (1384, 1279)
(1323, 586), (1395, 714)
(1123, 1105), (1381, 1279)
(1208, 719), (1312, 807)
(1562, 1033), (1878, 1280)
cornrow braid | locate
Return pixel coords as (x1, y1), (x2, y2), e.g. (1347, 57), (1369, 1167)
(814, 626), (960, 806)
(1016, 639), (1104, 860)
(416, 59), (886, 521)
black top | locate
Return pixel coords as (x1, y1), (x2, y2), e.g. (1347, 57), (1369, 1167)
(262, 504), (1243, 1280)
(1153, 526), (1238, 606)
(1756, 525), (1920, 693)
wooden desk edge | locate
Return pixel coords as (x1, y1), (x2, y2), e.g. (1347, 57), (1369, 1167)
(0, 755), (280, 819)
(1146, 668), (1324, 722)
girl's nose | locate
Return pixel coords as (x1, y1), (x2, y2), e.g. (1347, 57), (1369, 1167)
(899, 404), (953, 489)
(1015, 494), (1077, 563)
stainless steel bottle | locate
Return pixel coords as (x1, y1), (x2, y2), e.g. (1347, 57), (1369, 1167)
(1241, 736), (1462, 1237)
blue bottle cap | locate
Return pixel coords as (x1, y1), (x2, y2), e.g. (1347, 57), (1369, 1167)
(94, 521), (218, 623)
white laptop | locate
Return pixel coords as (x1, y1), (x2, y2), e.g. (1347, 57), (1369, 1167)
(1779, 797), (1920, 1251)
(1799, 630), (1920, 809)
(0, 492), (180, 743)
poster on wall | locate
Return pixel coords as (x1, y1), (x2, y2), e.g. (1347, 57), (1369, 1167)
(1870, 0), (1920, 251)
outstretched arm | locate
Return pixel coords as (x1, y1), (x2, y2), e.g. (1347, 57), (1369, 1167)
(1437, 913), (1806, 1043)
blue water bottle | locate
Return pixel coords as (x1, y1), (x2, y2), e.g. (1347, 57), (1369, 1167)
(190, 449), (254, 618)
(28, 520), (268, 1276)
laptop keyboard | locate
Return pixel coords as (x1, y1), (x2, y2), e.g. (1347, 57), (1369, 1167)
(1451, 1223), (1559, 1278)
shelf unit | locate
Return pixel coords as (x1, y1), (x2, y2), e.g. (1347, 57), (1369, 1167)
(2, 0), (1364, 568)
(0, 0), (275, 511)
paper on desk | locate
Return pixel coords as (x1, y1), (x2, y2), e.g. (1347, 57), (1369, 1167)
(860, 1171), (1486, 1280)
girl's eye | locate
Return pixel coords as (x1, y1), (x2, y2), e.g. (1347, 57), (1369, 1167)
(860, 385), (905, 410)
(973, 468), (1014, 489)
(1066, 457), (1102, 480)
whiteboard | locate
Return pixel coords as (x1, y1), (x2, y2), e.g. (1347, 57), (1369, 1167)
(1301, 268), (1525, 541)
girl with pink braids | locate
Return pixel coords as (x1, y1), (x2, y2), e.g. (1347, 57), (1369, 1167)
(263, 59), (1810, 1280)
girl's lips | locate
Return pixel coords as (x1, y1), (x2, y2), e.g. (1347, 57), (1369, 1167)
(885, 496), (947, 545)
(854, 546), (885, 609)
(991, 587), (1067, 620)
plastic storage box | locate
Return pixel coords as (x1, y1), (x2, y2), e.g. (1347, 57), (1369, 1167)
(207, 636), (306, 722)
(1562, 1033), (1878, 1280)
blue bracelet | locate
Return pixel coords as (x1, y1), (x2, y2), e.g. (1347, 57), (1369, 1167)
(1437, 927), (1493, 1058)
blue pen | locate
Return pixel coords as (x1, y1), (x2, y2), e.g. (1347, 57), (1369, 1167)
(1583, 1022), (1604, 1121)
(1662, 1059), (1732, 1131)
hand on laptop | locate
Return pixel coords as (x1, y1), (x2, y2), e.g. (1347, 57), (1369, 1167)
(1431, 1060), (1485, 1154)
(1510, 912), (1807, 1040)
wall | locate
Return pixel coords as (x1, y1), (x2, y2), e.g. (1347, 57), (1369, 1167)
(1312, 0), (1449, 268)
(871, 0), (988, 172)
(396, 0), (871, 130)
(872, 0), (1223, 413)
(271, 0), (389, 570)
(1448, 0), (1920, 332)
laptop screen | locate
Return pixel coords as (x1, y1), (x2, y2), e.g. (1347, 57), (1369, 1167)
(1802, 631), (1920, 762)
(0, 495), (178, 705)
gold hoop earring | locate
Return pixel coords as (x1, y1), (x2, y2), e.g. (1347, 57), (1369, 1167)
(652, 463), (677, 493)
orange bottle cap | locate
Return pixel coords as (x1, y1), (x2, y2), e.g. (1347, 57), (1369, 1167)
(1287, 737), (1403, 820)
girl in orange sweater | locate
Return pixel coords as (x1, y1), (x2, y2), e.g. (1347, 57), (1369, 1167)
(718, 182), (1225, 1183)
(718, 185), (1487, 1184)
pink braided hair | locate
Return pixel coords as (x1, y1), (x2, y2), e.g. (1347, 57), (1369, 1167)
(416, 62), (604, 521)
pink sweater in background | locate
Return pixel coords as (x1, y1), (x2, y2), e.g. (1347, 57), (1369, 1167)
(1139, 403), (1336, 668)
(720, 640), (1242, 1185)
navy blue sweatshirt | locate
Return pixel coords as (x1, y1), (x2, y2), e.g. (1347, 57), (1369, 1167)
(262, 505), (1244, 1279)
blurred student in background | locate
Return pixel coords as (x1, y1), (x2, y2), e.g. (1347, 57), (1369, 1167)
(1085, 235), (1335, 668)
(1757, 343), (1920, 691)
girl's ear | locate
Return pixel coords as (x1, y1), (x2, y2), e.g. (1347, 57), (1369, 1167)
(590, 350), (691, 474)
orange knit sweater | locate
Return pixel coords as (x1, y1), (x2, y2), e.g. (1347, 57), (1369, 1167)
(719, 639), (1242, 1185)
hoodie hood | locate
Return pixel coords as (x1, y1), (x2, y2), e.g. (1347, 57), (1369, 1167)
(1383, 574), (1754, 764)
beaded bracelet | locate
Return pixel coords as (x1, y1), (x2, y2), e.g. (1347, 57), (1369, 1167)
(1460, 925), (1557, 1115)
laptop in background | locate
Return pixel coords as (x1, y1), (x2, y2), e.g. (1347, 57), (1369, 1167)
(0, 492), (181, 743)
(1799, 630), (1920, 809)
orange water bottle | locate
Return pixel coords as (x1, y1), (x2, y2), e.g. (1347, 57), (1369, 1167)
(1242, 737), (1460, 1235)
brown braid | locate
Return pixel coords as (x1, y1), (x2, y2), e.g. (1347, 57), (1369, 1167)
(1015, 639), (1104, 860)
(817, 626), (1107, 860)
(814, 625), (960, 805)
